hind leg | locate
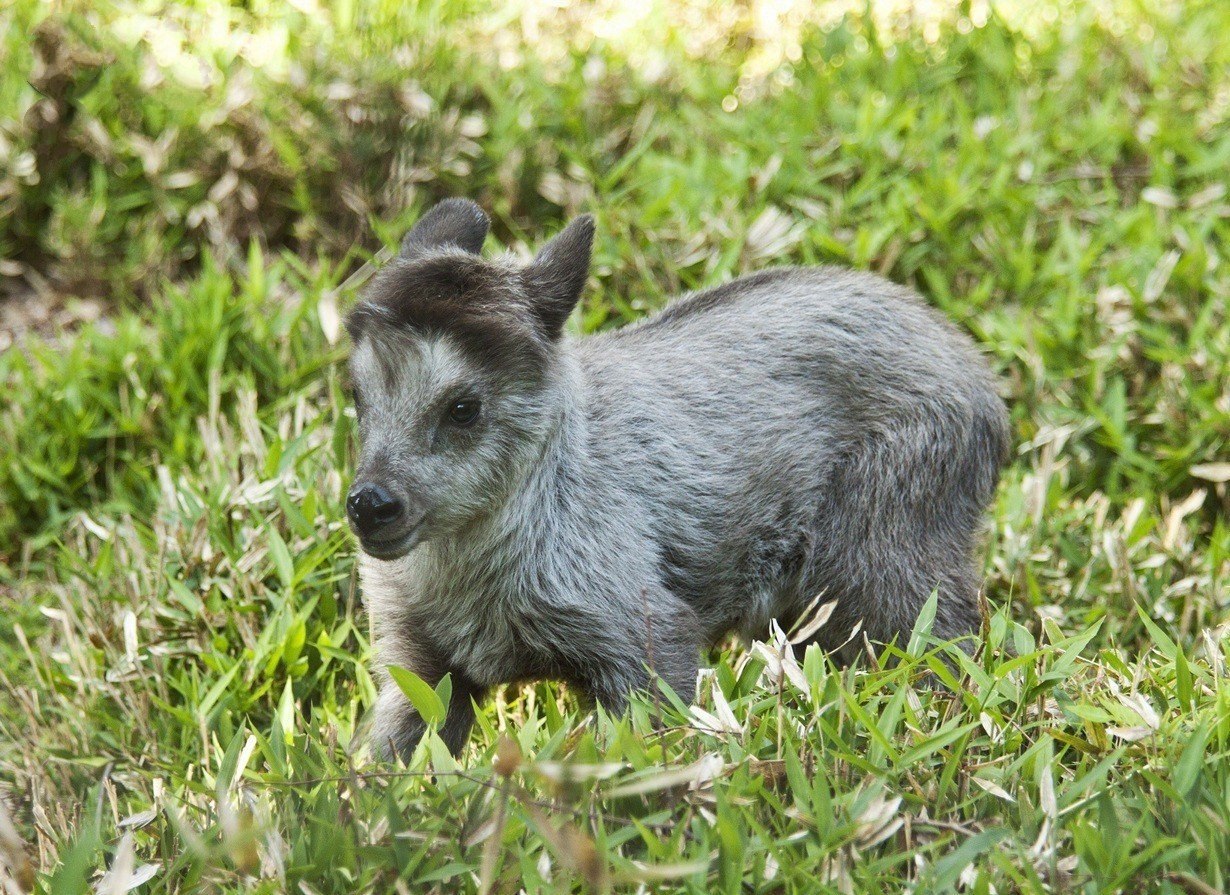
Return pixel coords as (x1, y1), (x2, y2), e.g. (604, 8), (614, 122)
(805, 415), (997, 659)
(796, 538), (984, 663)
(930, 563), (985, 648)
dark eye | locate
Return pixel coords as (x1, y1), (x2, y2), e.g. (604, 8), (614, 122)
(446, 398), (481, 426)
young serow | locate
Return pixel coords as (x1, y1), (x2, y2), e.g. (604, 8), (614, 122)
(345, 199), (1009, 759)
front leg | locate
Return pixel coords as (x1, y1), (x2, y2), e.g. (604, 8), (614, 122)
(369, 633), (485, 760)
(370, 683), (427, 760)
(370, 671), (484, 760)
(578, 597), (702, 714)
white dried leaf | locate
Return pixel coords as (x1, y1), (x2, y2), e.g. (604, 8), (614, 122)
(971, 776), (1015, 802)
(979, 712), (1005, 744)
(318, 290), (341, 345)
(96, 834), (160, 894)
(1118, 692), (1161, 729)
(1202, 628), (1224, 678)
(459, 114), (488, 138)
(750, 640), (782, 678)
(1119, 498), (1145, 536)
(709, 678), (741, 733)
(462, 814), (500, 848)
(973, 115), (998, 139)
(117, 808), (158, 829)
(1190, 462), (1230, 483)
(764, 853), (779, 880)
(1107, 725), (1153, 742)
(1141, 186), (1179, 208)
(1143, 249), (1180, 302)
(164, 170), (200, 190)
(790, 596), (837, 644)
(752, 154), (783, 192)
(1188, 182), (1227, 208)
(80, 514), (114, 541)
(538, 171), (570, 206)
(1164, 489), (1206, 549)
(123, 610), (139, 664)
(780, 651), (810, 695)
(744, 206), (803, 262)
(1038, 765), (1056, 819)
(325, 80), (357, 101)
(230, 735), (258, 791)
(533, 762), (625, 783)
(689, 705), (738, 736)
(854, 793), (903, 848)
(604, 754), (724, 798)
(627, 859), (711, 880)
(208, 169), (240, 204)
(674, 232), (711, 267)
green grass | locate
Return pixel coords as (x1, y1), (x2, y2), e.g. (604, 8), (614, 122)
(1, 0), (1228, 892)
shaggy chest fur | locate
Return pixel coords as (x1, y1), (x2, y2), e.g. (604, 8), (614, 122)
(362, 549), (546, 687)
(360, 469), (648, 691)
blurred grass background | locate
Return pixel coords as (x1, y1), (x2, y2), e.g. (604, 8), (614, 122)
(1, 0), (1228, 892)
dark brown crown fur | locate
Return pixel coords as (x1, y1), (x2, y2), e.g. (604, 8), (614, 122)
(345, 252), (551, 376)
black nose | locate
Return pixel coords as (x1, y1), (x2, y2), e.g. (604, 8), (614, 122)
(346, 483), (404, 537)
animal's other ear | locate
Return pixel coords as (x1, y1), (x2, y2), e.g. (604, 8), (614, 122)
(524, 214), (594, 339)
(400, 199), (490, 259)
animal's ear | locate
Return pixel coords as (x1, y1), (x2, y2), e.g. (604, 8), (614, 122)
(524, 214), (594, 339)
(400, 199), (490, 259)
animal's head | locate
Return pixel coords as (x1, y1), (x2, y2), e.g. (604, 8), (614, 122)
(344, 199), (593, 559)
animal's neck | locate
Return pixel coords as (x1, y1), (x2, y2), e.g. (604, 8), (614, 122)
(503, 349), (595, 545)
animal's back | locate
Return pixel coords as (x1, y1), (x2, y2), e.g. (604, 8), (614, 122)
(578, 267), (1009, 649)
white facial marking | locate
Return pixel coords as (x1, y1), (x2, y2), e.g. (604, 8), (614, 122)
(352, 332), (480, 455)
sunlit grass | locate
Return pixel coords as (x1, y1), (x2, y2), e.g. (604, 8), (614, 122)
(1, 0), (1228, 892)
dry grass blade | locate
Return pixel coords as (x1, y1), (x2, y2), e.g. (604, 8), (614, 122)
(605, 754), (725, 799)
(623, 858), (710, 882)
(854, 793), (903, 849)
(1190, 463), (1230, 483)
(790, 594), (838, 645)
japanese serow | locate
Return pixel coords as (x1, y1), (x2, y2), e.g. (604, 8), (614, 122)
(344, 199), (1009, 758)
